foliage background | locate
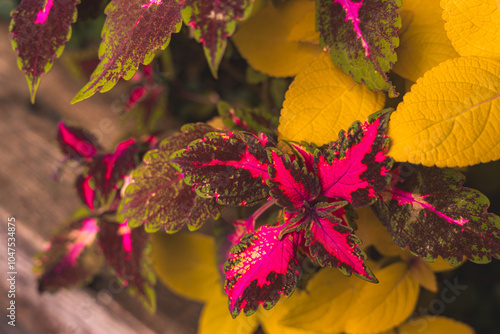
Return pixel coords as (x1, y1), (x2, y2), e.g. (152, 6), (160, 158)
(1, 0), (500, 332)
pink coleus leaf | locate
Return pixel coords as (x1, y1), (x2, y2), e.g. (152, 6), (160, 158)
(267, 150), (320, 210)
(179, 0), (255, 77)
(224, 224), (301, 317)
(34, 217), (104, 292)
(87, 138), (139, 211)
(72, 0), (182, 103)
(10, 0), (80, 102)
(316, 0), (401, 96)
(57, 122), (101, 160)
(98, 220), (156, 312)
(316, 108), (393, 208)
(373, 164), (500, 265)
(171, 131), (274, 206)
(118, 123), (225, 232)
(304, 203), (376, 281)
(75, 174), (95, 210)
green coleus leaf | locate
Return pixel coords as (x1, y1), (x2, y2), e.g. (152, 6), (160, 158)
(72, 0), (182, 103)
(33, 214), (104, 292)
(118, 123), (225, 233)
(98, 220), (156, 312)
(217, 101), (279, 137)
(372, 164), (500, 265)
(10, 0), (80, 102)
(179, 0), (255, 77)
(171, 131), (275, 206)
(316, 0), (401, 97)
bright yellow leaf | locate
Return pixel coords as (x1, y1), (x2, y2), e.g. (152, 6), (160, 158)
(441, 0), (500, 60)
(344, 262), (420, 333)
(282, 268), (360, 333)
(388, 56), (500, 167)
(152, 232), (220, 302)
(199, 289), (259, 334)
(396, 316), (474, 334)
(355, 207), (403, 256)
(232, 0), (322, 77)
(278, 53), (386, 146)
(393, 0), (459, 82)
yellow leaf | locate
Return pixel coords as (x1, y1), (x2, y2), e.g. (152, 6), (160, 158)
(152, 232), (220, 302)
(344, 262), (420, 333)
(287, 11), (319, 44)
(388, 56), (500, 167)
(406, 256), (438, 292)
(441, 0), (500, 60)
(396, 316), (474, 334)
(199, 289), (259, 334)
(355, 207), (403, 256)
(393, 0), (459, 82)
(278, 53), (386, 146)
(282, 268), (359, 333)
(232, 0), (322, 77)
(259, 295), (311, 334)
(426, 256), (464, 272)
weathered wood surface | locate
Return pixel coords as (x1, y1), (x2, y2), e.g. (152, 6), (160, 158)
(0, 22), (201, 334)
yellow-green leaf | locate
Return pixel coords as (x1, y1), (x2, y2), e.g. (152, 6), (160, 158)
(199, 289), (259, 334)
(151, 232), (220, 302)
(232, 0), (322, 77)
(344, 262), (420, 333)
(259, 294), (312, 334)
(388, 56), (500, 167)
(426, 256), (463, 273)
(393, 0), (459, 82)
(278, 52), (386, 146)
(395, 316), (474, 334)
(441, 0), (500, 60)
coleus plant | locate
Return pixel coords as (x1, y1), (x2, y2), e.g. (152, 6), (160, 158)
(10, 0), (500, 332)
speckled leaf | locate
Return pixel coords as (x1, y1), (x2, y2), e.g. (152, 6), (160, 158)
(10, 0), (80, 102)
(34, 216), (104, 292)
(316, 0), (401, 96)
(305, 206), (376, 281)
(171, 131), (274, 206)
(57, 122), (101, 161)
(217, 101), (278, 137)
(72, 0), (182, 103)
(118, 123), (225, 232)
(316, 109), (393, 208)
(373, 165), (500, 265)
(98, 220), (156, 312)
(267, 150), (320, 209)
(87, 138), (139, 211)
(224, 224), (301, 317)
(179, 0), (254, 77)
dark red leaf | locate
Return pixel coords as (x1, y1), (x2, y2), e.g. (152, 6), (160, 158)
(171, 131), (274, 206)
(57, 122), (101, 160)
(373, 165), (500, 265)
(10, 0), (80, 102)
(98, 220), (156, 312)
(118, 123), (225, 232)
(34, 216), (103, 292)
